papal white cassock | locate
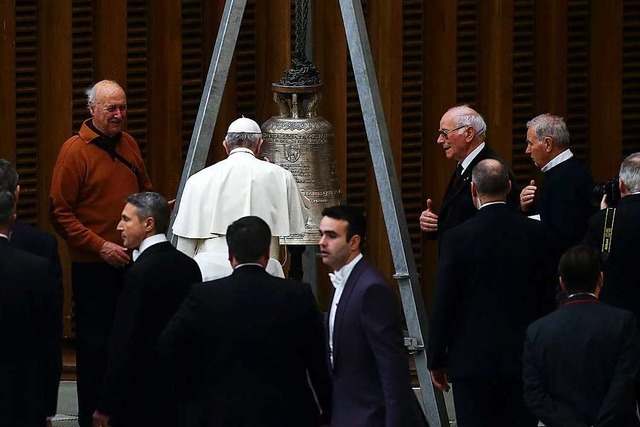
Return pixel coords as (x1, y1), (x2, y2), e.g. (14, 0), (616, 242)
(172, 147), (309, 281)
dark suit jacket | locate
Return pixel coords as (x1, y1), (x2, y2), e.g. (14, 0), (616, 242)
(0, 237), (58, 427)
(427, 144), (519, 244)
(428, 203), (556, 378)
(537, 156), (595, 255)
(584, 194), (640, 326)
(158, 265), (332, 427)
(523, 295), (640, 427)
(330, 258), (421, 427)
(10, 221), (63, 417)
(97, 241), (202, 426)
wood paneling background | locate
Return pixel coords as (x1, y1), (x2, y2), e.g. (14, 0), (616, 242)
(1, 0), (639, 336)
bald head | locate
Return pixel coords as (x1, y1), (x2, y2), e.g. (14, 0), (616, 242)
(86, 80), (127, 136)
(472, 159), (510, 198)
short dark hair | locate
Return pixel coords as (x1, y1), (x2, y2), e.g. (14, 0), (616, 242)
(471, 159), (510, 196)
(0, 190), (15, 225)
(321, 205), (366, 250)
(226, 216), (272, 263)
(558, 245), (602, 294)
(125, 192), (170, 234)
(0, 159), (19, 194)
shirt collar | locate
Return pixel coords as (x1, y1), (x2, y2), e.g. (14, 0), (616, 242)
(235, 262), (265, 270)
(542, 149), (573, 173)
(330, 253), (363, 289)
(138, 233), (167, 255)
(0, 233), (8, 240)
(460, 142), (486, 173)
(229, 147), (256, 156)
(478, 201), (507, 210)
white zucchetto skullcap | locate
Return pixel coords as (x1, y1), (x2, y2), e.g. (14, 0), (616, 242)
(227, 116), (262, 134)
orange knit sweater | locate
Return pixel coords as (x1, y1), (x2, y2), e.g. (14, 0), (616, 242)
(49, 120), (153, 262)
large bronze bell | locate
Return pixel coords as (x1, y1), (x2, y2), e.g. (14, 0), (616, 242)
(262, 83), (342, 245)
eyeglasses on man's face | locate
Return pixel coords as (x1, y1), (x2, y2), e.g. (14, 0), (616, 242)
(437, 125), (469, 139)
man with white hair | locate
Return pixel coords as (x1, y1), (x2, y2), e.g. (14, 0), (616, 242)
(419, 105), (518, 245)
(50, 79), (153, 427)
(172, 116), (309, 280)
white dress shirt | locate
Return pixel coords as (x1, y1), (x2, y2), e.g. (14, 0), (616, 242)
(541, 149), (573, 173)
(328, 253), (363, 365)
(460, 142), (486, 174)
(132, 233), (167, 262)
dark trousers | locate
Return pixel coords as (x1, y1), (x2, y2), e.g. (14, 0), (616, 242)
(72, 262), (126, 427)
(452, 375), (538, 427)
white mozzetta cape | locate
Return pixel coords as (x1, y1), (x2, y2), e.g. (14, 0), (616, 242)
(172, 148), (309, 238)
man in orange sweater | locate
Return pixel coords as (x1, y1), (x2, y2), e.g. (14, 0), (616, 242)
(50, 80), (153, 427)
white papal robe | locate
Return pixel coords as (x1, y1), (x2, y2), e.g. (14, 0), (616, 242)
(172, 147), (309, 281)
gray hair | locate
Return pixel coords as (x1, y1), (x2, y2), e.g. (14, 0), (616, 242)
(125, 192), (170, 234)
(0, 159), (19, 194)
(526, 114), (570, 148)
(472, 159), (510, 196)
(448, 105), (487, 141)
(620, 152), (640, 194)
(225, 132), (262, 151)
(86, 80), (123, 110)
(0, 190), (15, 225)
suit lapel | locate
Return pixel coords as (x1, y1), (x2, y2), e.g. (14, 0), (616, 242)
(441, 146), (489, 214)
(331, 258), (367, 368)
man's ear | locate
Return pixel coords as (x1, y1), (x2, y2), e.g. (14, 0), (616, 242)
(256, 138), (264, 155)
(223, 140), (230, 155)
(145, 217), (155, 233)
(471, 182), (478, 199)
(349, 234), (361, 251)
(13, 184), (20, 203)
(559, 276), (567, 293)
(544, 136), (554, 152)
(619, 177), (629, 197)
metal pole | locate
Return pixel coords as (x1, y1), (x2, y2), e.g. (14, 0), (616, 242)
(337, 0), (449, 425)
(167, 0), (247, 243)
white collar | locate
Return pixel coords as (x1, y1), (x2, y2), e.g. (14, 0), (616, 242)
(330, 253), (363, 289)
(229, 147), (256, 157)
(137, 233), (167, 255)
(235, 262), (265, 270)
(478, 200), (506, 210)
(460, 142), (485, 173)
(0, 233), (8, 240)
(542, 149), (573, 173)
(568, 292), (597, 299)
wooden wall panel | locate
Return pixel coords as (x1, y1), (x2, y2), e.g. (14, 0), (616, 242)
(126, 0), (149, 157)
(566, 1), (589, 165)
(72, 0), (94, 133)
(14, 2), (39, 224)
(94, 0), (127, 82)
(0, 0), (16, 164)
(477, 0), (513, 163)
(366, 0), (403, 279)
(148, 0), (183, 198)
(456, 0), (478, 106)
(402, 0), (424, 275)
(622, 0), (640, 157)
(512, 0), (536, 189)
(589, 0), (623, 181)
(422, 0), (457, 310)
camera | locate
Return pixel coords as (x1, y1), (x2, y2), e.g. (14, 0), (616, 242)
(592, 176), (621, 207)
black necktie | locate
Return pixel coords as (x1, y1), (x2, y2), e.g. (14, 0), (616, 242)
(453, 164), (463, 186)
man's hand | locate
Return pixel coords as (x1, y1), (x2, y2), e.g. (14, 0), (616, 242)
(430, 368), (450, 392)
(92, 410), (110, 427)
(99, 241), (130, 268)
(419, 199), (439, 233)
(520, 180), (537, 212)
(600, 194), (608, 210)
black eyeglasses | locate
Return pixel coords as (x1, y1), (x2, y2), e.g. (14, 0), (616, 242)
(437, 125), (469, 139)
